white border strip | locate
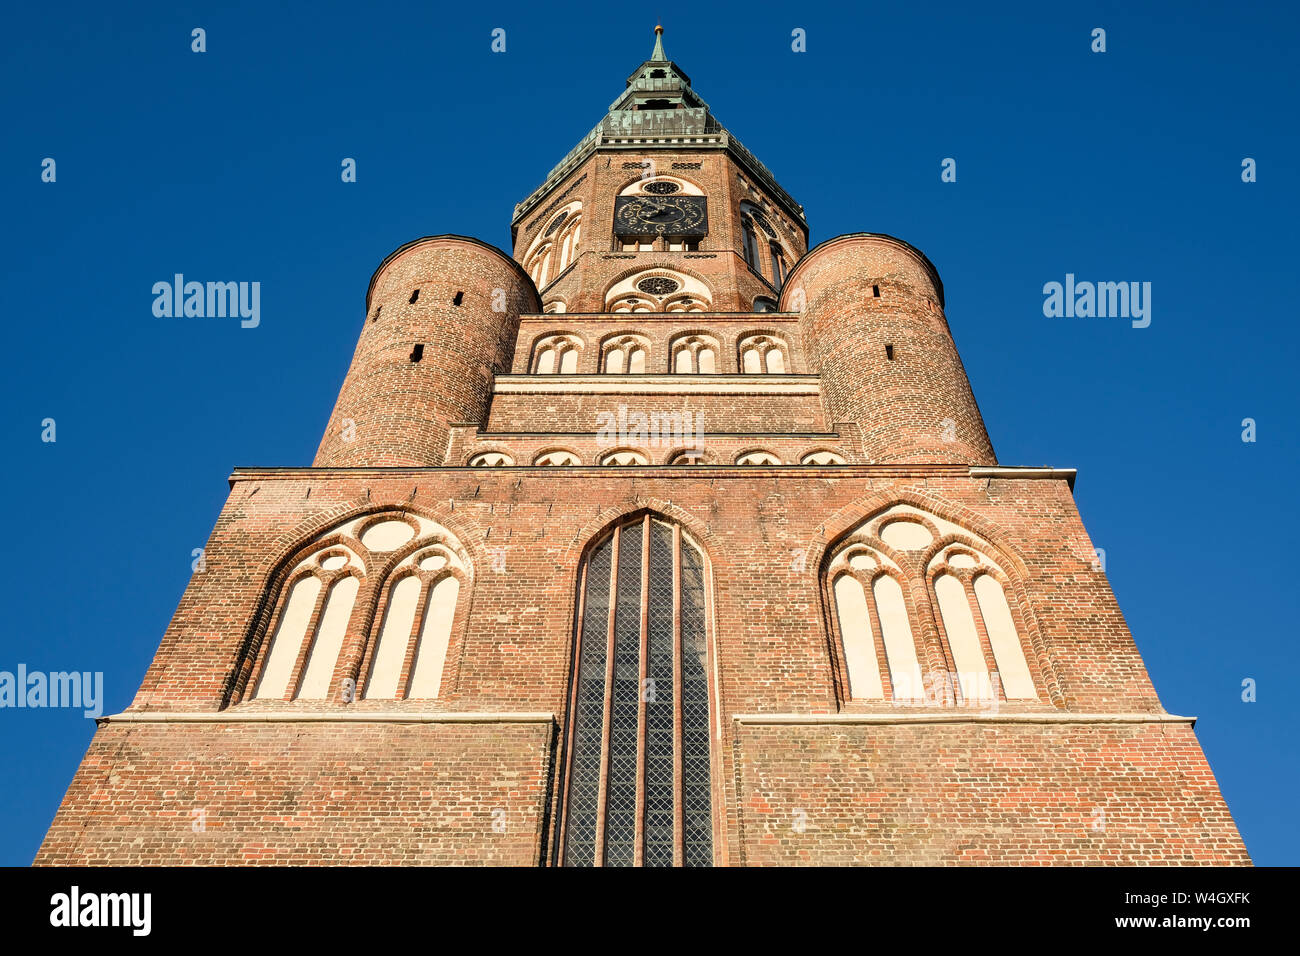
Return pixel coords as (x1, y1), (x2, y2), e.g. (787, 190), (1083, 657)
(98, 711), (555, 725)
(492, 374), (821, 395)
(733, 711), (1195, 726)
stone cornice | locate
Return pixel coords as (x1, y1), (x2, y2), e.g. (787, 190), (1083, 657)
(99, 710), (555, 726)
(491, 373), (821, 395)
(518, 310), (801, 321)
(971, 466), (1077, 489)
(733, 711), (1195, 726)
(99, 709), (1190, 727)
(227, 464), (1077, 485)
(513, 133), (808, 238)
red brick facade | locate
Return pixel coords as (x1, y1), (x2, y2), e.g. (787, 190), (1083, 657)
(36, 29), (1247, 866)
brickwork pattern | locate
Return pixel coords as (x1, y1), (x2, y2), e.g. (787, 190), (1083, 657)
(313, 238), (539, 468)
(783, 234), (996, 465)
(484, 390), (828, 436)
(733, 722), (1249, 865)
(36, 721), (551, 865)
(512, 151), (806, 314)
(510, 313), (806, 375)
(447, 427), (853, 467)
(37, 468), (1249, 865)
(38, 42), (1249, 864)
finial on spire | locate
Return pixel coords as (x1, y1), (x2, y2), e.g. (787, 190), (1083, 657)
(651, 24), (666, 61)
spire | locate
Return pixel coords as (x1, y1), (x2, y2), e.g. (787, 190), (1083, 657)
(512, 25), (807, 233)
(650, 24), (666, 61)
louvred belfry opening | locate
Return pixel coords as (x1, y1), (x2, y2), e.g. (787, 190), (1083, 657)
(559, 515), (714, 867)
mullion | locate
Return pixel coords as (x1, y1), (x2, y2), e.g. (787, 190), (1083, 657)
(679, 543), (713, 866)
(603, 520), (643, 866)
(564, 519), (709, 868)
(561, 538), (612, 867)
(672, 524), (684, 867)
(643, 520), (677, 866)
(634, 515), (651, 866)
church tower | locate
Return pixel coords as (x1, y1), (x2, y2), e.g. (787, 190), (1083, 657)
(38, 27), (1248, 866)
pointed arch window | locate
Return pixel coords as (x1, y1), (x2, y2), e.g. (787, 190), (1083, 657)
(605, 269), (711, 313)
(560, 515), (714, 867)
(524, 203), (582, 288)
(602, 335), (649, 373)
(928, 546), (1037, 703)
(599, 449), (650, 466)
(741, 217), (758, 269)
(253, 548), (363, 701)
(362, 545), (465, 700)
(556, 212), (582, 273)
(740, 202), (778, 276)
(239, 513), (472, 708)
(824, 509), (1042, 706)
(533, 334), (583, 374)
(527, 244), (553, 287)
(670, 334), (718, 373)
(769, 243), (787, 288)
(738, 333), (788, 373)
(468, 452), (513, 466)
(535, 450), (582, 466)
(801, 450), (846, 465)
(828, 547), (925, 700)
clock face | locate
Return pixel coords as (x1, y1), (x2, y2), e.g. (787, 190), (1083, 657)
(614, 196), (707, 237)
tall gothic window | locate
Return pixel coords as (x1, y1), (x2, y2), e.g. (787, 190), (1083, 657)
(928, 544), (1037, 702)
(828, 546), (925, 700)
(560, 515), (713, 867)
(523, 203), (582, 289)
(741, 217), (758, 269)
(740, 202), (779, 280)
(769, 243), (787, 288)
(362, 543), (465, 700)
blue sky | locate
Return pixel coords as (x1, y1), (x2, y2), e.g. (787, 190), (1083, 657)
(1, 1), (1295, 865)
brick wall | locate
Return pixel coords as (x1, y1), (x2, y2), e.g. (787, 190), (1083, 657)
(38, 88), (1249, 864)
(36, 720), (552, 866)
(733, 721), (1248, 865)
(785, 234), (997, 465)
(510, 313), (807, 375)
(512, 151), (806, 314)
(313, 237), (538, 468)
(484, 391), (828, 436)
(35, 469), (1250, 864)
(447, 427), (853, 467)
